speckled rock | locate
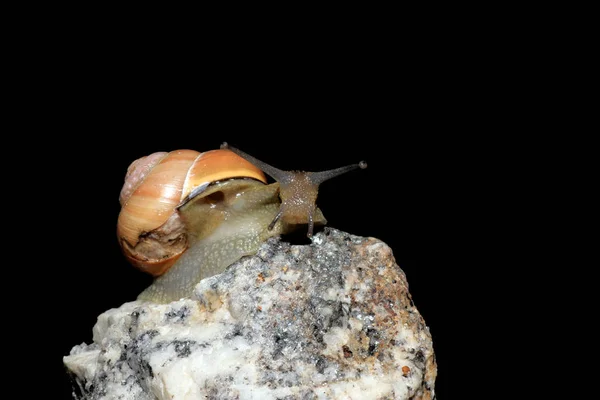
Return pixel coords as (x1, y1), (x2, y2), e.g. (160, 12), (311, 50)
(64, 228), (436, 399)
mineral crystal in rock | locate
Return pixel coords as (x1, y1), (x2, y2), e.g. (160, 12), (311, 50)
(64, 228), (437, 399)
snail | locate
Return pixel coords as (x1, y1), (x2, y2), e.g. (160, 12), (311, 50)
(117, 142), (367, 303)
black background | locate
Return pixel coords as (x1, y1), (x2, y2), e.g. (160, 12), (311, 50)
(9, 8), (571, 397)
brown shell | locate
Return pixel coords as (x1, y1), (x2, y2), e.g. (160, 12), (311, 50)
(117, 149), (267, 276)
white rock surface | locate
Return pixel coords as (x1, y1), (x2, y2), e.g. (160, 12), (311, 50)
(64, 228), (436, 399)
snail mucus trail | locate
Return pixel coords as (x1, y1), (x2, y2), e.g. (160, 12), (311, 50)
(119, 142), (366, 303)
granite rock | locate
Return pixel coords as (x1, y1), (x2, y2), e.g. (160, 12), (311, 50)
(64, 228), (436, 399)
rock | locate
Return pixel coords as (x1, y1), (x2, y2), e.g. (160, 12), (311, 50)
(64, 228), (436, 399)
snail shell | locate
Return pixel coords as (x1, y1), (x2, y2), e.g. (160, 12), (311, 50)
(117, 149), (266, 276)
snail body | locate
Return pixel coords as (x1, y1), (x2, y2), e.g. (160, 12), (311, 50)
(117, 144), (366, 303)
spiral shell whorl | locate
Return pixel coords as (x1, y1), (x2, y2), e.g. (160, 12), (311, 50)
(119, 151), (169, 206)
(117, 150), (200, 247)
